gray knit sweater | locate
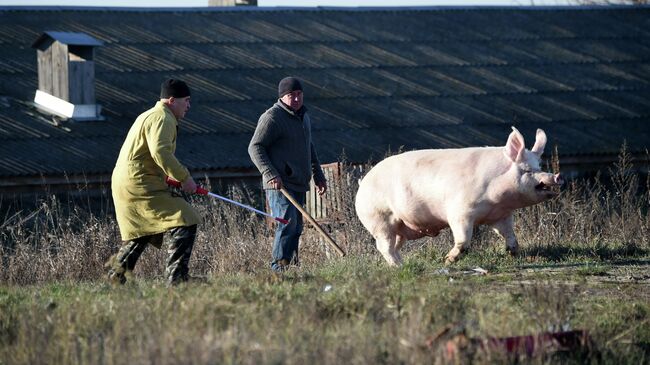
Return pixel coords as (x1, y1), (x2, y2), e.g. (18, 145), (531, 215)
(248, 100), (326, 192)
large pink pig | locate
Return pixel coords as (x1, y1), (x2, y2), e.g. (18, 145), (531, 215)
(355, 127), (563, 266)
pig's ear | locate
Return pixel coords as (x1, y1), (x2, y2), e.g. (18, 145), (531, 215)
(504, 127), (525, 162)
(530, 129), (547, 157)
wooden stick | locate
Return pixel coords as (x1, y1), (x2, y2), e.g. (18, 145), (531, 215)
(280, 187), (346, 257)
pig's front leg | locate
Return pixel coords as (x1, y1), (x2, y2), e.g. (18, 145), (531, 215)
(445, 218), (474, 264)
(374, 227), (403, 267)
(491, 215), (518, 255)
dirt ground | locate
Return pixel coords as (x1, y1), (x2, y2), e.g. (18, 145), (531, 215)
(428, 260), (650, 301)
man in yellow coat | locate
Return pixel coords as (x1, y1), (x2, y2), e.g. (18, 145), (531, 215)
(108, 79), (201, 285)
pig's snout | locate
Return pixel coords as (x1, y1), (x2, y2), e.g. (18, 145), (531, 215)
(535, 173), (563, 196)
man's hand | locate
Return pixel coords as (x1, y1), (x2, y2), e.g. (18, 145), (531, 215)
(181, 176), (197, 193)
(268, 176), (283, 190)
(316, 180), (327, 196)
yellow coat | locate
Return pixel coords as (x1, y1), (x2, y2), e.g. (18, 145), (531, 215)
(112, 101), (200, 242)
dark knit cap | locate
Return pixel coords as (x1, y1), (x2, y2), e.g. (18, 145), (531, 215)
(160, 79), (191, 99)
(278, 77), (303, 97)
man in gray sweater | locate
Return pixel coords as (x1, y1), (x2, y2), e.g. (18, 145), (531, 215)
(248, 76), (327, 272)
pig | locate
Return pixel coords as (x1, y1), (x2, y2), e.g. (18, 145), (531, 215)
(355, 127), (563, 266)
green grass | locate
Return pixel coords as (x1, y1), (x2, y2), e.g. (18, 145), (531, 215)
(1, 254), (649, 365)
(1, 148), (649, 364)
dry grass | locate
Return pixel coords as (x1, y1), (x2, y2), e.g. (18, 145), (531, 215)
(0, 147), (648, 285)
(0, 147), (649, 364)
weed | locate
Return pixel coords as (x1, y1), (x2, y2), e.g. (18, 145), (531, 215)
(0, 147), (648, 364)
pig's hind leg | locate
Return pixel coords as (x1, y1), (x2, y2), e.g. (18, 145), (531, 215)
(491, 215), (518, 256)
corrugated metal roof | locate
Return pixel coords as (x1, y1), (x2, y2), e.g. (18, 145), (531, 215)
(0, 6), (649, 178)
(32, 31), (104, 48)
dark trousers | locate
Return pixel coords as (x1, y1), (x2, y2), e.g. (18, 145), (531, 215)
(109, 225), (197, 285)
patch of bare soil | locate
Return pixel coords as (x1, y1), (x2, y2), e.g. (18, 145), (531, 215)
(433, 260), (650, 300)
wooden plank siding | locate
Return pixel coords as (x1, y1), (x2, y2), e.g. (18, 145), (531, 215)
(51, 42), (69, 101)
(263, 162), (346, 226)
(263, 162), (365, 226)
(36, 46), (53, 94)
(305, 162), (343, 222)
(68, 60), (95, 104)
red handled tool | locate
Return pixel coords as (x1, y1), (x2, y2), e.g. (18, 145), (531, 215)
(165, 177), (289, 225)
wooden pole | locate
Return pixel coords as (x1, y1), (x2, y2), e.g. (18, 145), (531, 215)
(280, 187), (346, 257)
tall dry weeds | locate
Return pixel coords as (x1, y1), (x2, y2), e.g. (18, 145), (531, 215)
(1, 146), (648, 285)
(512, 144), (649, 259)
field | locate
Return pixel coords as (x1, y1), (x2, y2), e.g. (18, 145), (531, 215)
(1, 150), (649, 364)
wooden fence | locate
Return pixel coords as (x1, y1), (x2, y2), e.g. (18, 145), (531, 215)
(265, 162), (367, 224)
